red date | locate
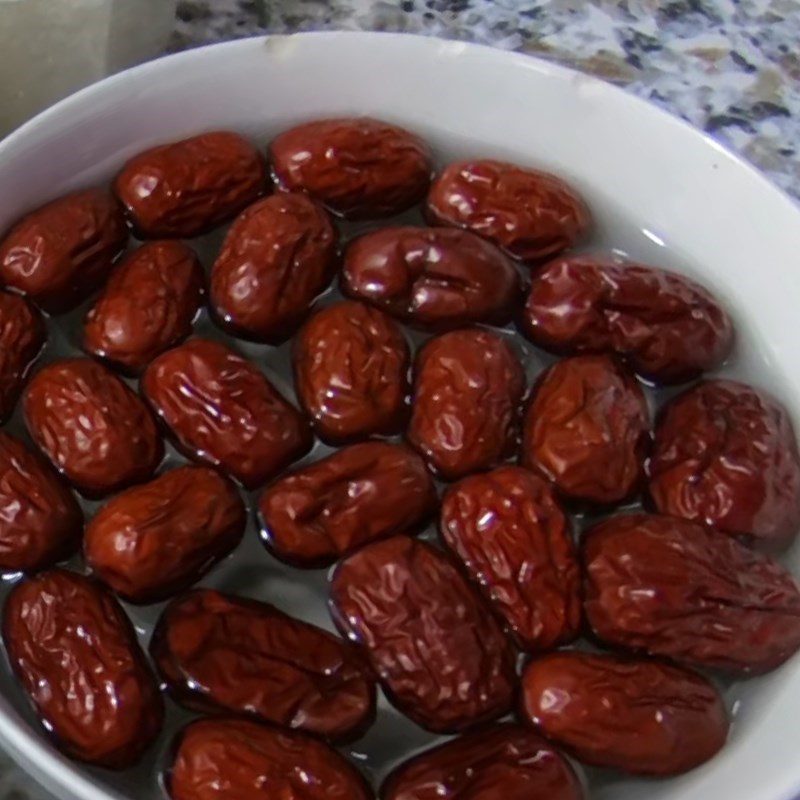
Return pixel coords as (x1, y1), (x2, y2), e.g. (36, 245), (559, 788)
(0, 291), (45, 421)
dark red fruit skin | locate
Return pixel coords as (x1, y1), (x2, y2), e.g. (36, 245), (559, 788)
(330, 536), (517, 733)
(381, 723), (584, 800)
(166, 718), (372, 800)
(407, 328), (525, 481)
(210, 193), (337, 343)
(648, 379), (800, 546)
(259, 441), (437, 568)
(521, 354), (650, 505)
(0, 188), (128, 313)
(426, 160), (591, 263)
(2, 569), (163, 768)
(440, 465), (580, 652)
(83, 240), (205, 373)
(522, 255), (734, 384)
(0, 291), (45, 421)
(84, 466), (245, 604)
(520, 651), (728, 776)
(23, 358), (163, 496)
(113, 131), (266, 238)
(141, 339), (312, 489)
(269, 117), (433, 219)
(583, 513), (800, 674)
(341, 226), (521, 330)
(151, 589), (376, 742)
(293, 301), (410, 443)
(0, 432), (82, 572)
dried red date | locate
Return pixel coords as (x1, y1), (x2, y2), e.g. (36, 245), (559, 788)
(521, 651), (728, 775)
(341, 226), (521, 329)
(426, 160), (590, 262)
(83, 241), (204, 373)
(407, 328), (525, 480)
(167, 718), (371, 800)
(521, 355), (649, 504)
(440, 465), (580, 651)
(381, 723), (583, 800)
(84, 466), (245, 603)
(293, 301), (410, 442)
(269, 117), (432, 218)
(23, 358), (163, 496)
(583, 513), (800, 673)
(0, 291), (45, 421)
(0, 189), (128, 313)
(151, 589), (375, 741)
(523, 255), (734, 384)
(330, 536), (516, 733)
(0, 432), (82, 572)
(259, 441), (436, 567)
(648, 379), (800, 545)
(2, 569), (163, 768)
(142, 339), (311, 488)
(114, 131), (266, 238)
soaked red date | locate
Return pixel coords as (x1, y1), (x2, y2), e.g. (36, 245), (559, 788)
(330, 536), (516, 732)
(167, 718), (371, 800)
(269, 117), (432, 218)
(521, 354), (650, 504)
(0, 432), (82, 572)
(583, 513), (800, 673)
(210, 193), (337, 342)
(114, 131), (266, 238)
(341, 226), (521, 329)
(426, 159), (591, 262)
(151, 589), (375, 741)
(23, 358), (163, 496)
(84, 466), (245, 604)
(0, 291), (45, 421)
(83, 241), (204, 373)
(293, 301), (410, 442)
(259, 441), (436, 567)
(521, 651), (728, 775)
(407, 328), (525, 480)
(381, 723), (584, 800)
(0, 188), (128, 313)
(440, 465), (580, 651)
(142, 339), (311, 488)
(648, 379), (800, 545)
(2, 570), (163, 768)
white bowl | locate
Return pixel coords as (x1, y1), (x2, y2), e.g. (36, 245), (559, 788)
(1, 31), (799, 800)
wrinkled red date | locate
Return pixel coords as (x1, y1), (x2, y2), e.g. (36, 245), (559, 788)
(521, 354), (650, 504)
(151, 589), (375, 741)
(583, 513), (800, 673)
(330, 536), (516, 733)
(293, 301), (410, 442)
(2, 569), (163, 768)
(84, 466), (245, 603)
(269, 117), (433, 218)
(210, 193), (337, 342)
(0, 188), (128, 313)
(440, 465), (580, 651)
(426, 160), (591, 262)
(521, 651), (728, 775)
(522, 255), (734, 384)
(259, 441), (436, 567)
(0, 432), (82, 572)
(114, 131), (266, 238)
(167, 718), (372, 800)
(0, 291), (45, 421)
(381, 723), (584, 800)
(83, 241), (204, 373)
(341, 226), (521, 329)
(407, 328), (525, 480)
(24, 358), (163, 496)
(648, 379), (800, 545)
(142, 339), (311, 488)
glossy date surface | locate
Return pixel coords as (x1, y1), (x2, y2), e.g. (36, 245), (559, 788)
(0, 291), (45, 421)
